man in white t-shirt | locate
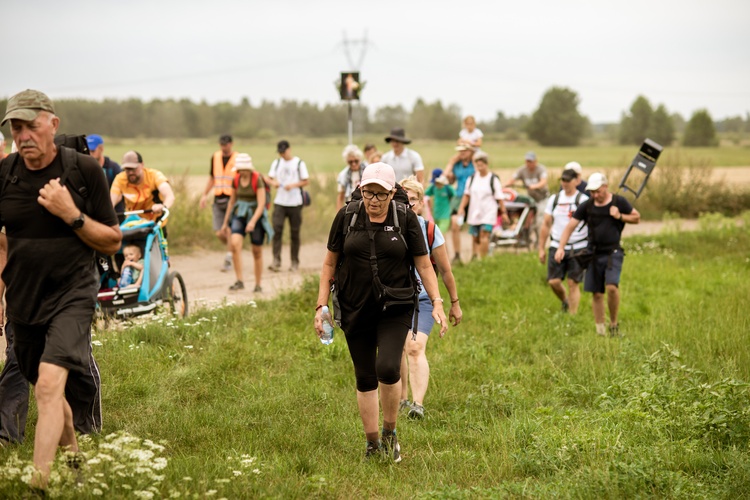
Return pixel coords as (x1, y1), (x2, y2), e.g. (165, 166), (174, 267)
(538, 168), (589, 313)
(267, 140), (309, 272)
(381, 128), (425, 183)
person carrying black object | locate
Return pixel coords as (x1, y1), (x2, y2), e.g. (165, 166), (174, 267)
(0, 89), (121, 489)
(314, 163), (447, 462)
(554, 173), (640, 337)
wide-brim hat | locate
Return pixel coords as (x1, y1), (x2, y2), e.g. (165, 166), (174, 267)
(384, 128), (411, 144)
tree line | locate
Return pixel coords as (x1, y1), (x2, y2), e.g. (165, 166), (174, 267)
(1, 91), (746, 147)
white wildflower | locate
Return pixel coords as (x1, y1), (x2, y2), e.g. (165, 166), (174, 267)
(92, 488), (104, 496)
(152, 457), (168, 470)
(92, 340), (103, 347)
(233, 470), (242, 476)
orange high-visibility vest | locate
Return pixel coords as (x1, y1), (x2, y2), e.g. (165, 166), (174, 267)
(212, 151), (237, 196)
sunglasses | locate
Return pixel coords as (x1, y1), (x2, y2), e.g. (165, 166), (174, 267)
(361, 189), (390, 201)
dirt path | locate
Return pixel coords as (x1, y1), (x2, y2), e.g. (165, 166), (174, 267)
(174, 218), (702, 310)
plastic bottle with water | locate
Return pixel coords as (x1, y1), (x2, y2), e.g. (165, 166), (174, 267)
(319, 306), (335, 345)
(119, 266), (133, 288)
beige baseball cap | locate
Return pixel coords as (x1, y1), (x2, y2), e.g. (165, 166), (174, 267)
(2, 89), (56, 126)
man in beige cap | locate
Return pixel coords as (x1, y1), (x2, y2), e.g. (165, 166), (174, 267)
(0, 89), (121, 489)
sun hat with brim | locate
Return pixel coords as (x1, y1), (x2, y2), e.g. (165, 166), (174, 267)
(2, 89), (56, 126)
(455, 144), (475, 152)
(360, 162), (396, 191)
(560, 169), (577, 182)
(121, 151), (143, 169)
(234, 153), (254, 171)
(384, 128), (412, 144)
(586, 173), (608, 191)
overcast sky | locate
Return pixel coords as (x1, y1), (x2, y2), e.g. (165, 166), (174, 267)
(2, 0), (748, 123)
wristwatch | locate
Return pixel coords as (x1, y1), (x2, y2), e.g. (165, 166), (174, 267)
(70, 212), (85, 230)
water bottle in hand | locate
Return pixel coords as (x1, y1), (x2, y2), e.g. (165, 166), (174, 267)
(320, 306), (334, 345)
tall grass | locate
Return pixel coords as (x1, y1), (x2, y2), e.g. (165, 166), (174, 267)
(1, 218), (748, 498)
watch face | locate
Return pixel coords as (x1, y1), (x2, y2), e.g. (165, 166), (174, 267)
(71, 214), (85, 229)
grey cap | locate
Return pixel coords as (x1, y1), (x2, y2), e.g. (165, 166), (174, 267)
(2, 89), (56, 126)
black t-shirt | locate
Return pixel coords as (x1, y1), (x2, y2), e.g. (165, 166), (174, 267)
(0, 151), (120, 326)
(573, 194), (633, 253)
(327, 203), (427, 331)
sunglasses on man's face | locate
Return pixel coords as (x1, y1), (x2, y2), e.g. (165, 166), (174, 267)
(347, 159), (360, 165)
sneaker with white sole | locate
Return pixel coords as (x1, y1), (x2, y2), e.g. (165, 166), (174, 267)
(398, 400), (411, 413)
(609, 324), (621, 337)
(221, 255), (232, 272)
(381, 429), (401, 463)
(408, 403), (425, 420)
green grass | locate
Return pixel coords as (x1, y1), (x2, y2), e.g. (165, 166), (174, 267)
(100, 137), (750, 176)
(1, 216), (748, 498)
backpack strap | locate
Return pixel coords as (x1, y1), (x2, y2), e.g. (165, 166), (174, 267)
(552, 191), (561, 211)
(58, 146), (95, 216)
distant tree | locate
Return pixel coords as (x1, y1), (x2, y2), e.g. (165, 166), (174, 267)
(646, 104), (675, 146)
(373, 105), (408, 132)
(716, 115), (744, 133)
(619, 95), (653, 145)
(671, 112), (686, 133)
(526, 87), (587, 146)
(408, 99), (461, 140)
(683, 109), (718, 146)
(494, 111), (509, 133)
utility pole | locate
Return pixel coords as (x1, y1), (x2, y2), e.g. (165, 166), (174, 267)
(338, 31), (373, 145)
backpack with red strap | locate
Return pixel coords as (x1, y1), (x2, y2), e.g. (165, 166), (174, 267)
(422, 218), (438, 275)
(233, 171), (271, 210)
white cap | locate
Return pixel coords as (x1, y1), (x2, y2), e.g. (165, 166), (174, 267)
(564, 161), (582, 175)
(586, 173), (608, 191)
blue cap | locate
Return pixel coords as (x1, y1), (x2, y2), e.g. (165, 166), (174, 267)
(86, 134), (104, 151)
(430, 168), (443, 183)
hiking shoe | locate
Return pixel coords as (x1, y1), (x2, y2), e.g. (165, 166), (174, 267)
(381, 429), (401, 463)
(365, 440), (381, 459)
(289, 262), (299, 272)
(408, 403), (425, 420)
(596, 323), (607, 336)
(398, 400), (411, 413)
(609, 324), (621, 337)
(228, 280), (244, 291)
(253, 285), (262, 293)
(561, 300), (569, 313)
(268, 261), (281, 272)
(221, 255), (232, 272)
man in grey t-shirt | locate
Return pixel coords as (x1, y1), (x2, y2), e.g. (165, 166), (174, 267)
(505, 151), (549, 229)
(380, 128), (424, 183)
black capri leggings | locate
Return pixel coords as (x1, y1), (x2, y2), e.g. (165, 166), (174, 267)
(343, 306), (413, 392)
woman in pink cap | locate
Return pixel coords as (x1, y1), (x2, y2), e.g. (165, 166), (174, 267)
(315, 162), (447, 462)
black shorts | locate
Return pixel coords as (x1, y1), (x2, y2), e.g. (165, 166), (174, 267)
(11, 307), (95, 385)
(547, 247), (585, 283)
(230, 215), (266, 246)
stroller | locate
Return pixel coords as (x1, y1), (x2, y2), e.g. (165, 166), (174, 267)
(489, 188), (538, 252)
(97, 208), (188, 319)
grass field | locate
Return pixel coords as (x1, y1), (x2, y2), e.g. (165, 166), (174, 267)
(0, 215), (748, 498)
(100, 137), (750, 176)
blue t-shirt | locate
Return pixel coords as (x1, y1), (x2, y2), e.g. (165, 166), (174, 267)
(453, 161), (475, 197)
(416, 215), (445, 299)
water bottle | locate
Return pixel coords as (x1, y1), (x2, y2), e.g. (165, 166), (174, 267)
(119, 266), (133, 288)
(320, 306), (335, 345)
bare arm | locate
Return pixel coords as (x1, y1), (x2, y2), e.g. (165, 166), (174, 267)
(249, 182), (266, 227)
(457, 193), (470, 218)
(610, 205), (640, 224)
(314, 250), (339, 337)
(199, 176), (215, 209)
(528, 176), (548, 191)
(416, 170), (424, 184)
(221, 188), (238, 230)
(538, 213), (553, 263)
(39, 179), (122, 254)
(432, 243), (462, 326)
(110, 190), (122, 210)
(415, 254), (448, 336)
(554, 217), (581, 263)
(152, 181), (175, 214)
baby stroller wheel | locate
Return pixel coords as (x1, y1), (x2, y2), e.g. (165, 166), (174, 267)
(163, 271), (188, 318)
